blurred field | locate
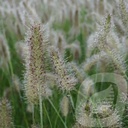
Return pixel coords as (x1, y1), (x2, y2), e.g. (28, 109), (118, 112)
(0, 0), (128, 128)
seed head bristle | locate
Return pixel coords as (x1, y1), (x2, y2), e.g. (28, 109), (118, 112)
(75, 99), (122, 128)
(84, 51), (107, 72)
(94, 14), (126, 75)
(24, 23), (49, 104)
(50, 46), (77, 92)
(0, 98), (14, 128)
(70, 62), (85, 83)
(81, 78), (95, 98)
(119, 0), (128, 31)
(15, 41), (27, 60)
(60, 95), (69, 117)
(96, 14), (111, 51)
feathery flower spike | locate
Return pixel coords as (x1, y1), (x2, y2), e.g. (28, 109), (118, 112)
(0, 98), (14, 128)
(60, 95), (69, 117)
(24, 23), (49, 104)
(50, 46), (77, 92)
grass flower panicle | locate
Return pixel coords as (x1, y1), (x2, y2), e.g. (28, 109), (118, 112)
(24, 22), (49, 104)
(119, 0), (128, 32)
(0, 98), (14, 128)
(0, 0), (128, 127)
(60, 95), (69, 117)
(50, 46), (77, 92)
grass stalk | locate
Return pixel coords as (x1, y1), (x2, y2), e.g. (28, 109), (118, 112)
(39, 89), (43, 128)
(32, 104), (35, 124)
(43, 103), (52, 128)
(48, 98), (67, 128)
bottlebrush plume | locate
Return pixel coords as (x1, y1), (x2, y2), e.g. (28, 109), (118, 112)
(86, 32), (98, 57)
(95, 14), (111, 51)
(15, 41), (27, 60)
(76, 100), (92, 127)
(109, 49), (126, 74)
(11, 74), (21, 93)
(81, 78), (95, 98)
(73, 8), (79, 27)
(95, 14), (126, 75)
(92, 101), (113, 118)
(50, 46), (77, 92)
(75, 100), (122, 128)
(92, 102), (122, 127)
(54, 31), (66, 56)
(102, 110), (122, 128)
(70, 62), (85, 83)
(24, 22), (49, 104)
(119, 0), (128, 31)
(60, 95), (69, 117)
(0, 98), (14, 128)
(113, 17), (125, 36)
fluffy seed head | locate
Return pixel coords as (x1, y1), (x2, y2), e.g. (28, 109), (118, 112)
(96, 14), (111, 51)
(101, 110), (122, 128)
(86, 32), (98, 57)
(119, 0), (128, 31)
(15, 41), (27, 60)
(0, 98), (13, 128)
(81, 78), (95, 98)
(108, 49), (126, 74)
(94, 14), (126, 75)
(92, 101), (113, 118)
(50, 46), (77, 92)
(76, 100), (122, 127)
(60, 95), (69, 117)
(24, 23), (48, 104)
(74, 8), (79, 27)
(76, 100), (92, 127)
(11, 74), (21, 93)
(70, 62), (85, 83)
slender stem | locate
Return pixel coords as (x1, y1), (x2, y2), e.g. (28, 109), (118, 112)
(64, 117), (67, 127)
(54, 113), (59, 128)
(39, 87), (43, 128)
(9, 60), (14, 76)
(68, 93), (75, 110)
(32, 104), (35, 124)
(13, 125), (25, 128)
(43, 103), (52, 128)
(48, 98), (67, 128)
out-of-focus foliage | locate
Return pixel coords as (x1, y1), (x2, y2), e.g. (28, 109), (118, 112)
(0, 0), (128, 128)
